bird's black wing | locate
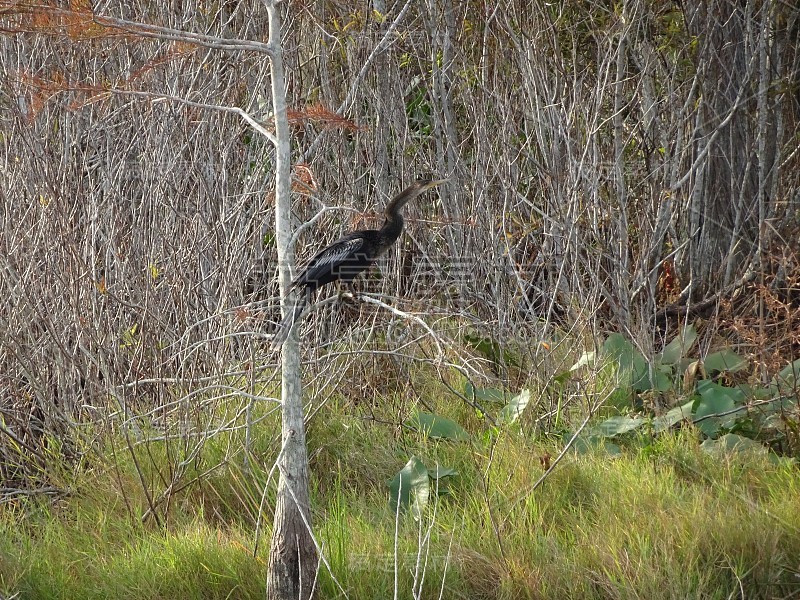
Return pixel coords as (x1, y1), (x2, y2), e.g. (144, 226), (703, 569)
(274, 234), (366, 349)
(291, 234), (365, 290)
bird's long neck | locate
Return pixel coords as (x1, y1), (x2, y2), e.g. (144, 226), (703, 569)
(378, 188), (413, 247)
(379, 212), (404, 247)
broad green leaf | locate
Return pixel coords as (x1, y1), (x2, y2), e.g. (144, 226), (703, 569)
(603, 333), (640, 368)
(693, 381), (744, 437)
(651, 365), (673, 393)
(428, 464), (457, 479)
(660, 325), (698, 365)
(653, 399), (695, 433)
(464, 382), (507, 404)
(570, 435), (621, 456)
(464, 333), (520, 367)
(700, 433), (766, 456)
(406, 411), (470, 441)
(696, 380), (746, 404)
(603, 334), (667, 392)
(753, 395), (797, 417)
(498, 389), (531, 425)
(734, 384), (773, 401)
(594, 415), (647, 437)
(388, 456), (429, 521)
(552, 370), (572, 385)
(603, 334), (648, 390)
(773, 358), (800, 395)
(704, 349), (748, 374)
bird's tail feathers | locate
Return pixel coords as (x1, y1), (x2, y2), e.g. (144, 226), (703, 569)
(271, 286), (312, 350)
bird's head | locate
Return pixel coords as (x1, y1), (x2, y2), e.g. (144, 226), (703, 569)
(412, 177), (449, 192)
(382, 177), (449, 223)
(387, 177), (448, 212)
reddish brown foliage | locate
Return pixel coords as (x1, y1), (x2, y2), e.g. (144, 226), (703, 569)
(286, 102), (362, 131)
(0, 1), (112, 39)
(292, 163), (318, 194)
(718, 238), (800, 376)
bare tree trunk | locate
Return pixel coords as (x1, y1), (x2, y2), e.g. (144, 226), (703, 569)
(264, 2), (317, 599)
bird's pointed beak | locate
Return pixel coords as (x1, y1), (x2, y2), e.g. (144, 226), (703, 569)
(426, 178), (449, 189)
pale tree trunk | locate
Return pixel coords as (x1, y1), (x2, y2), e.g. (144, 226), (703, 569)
(264, 1), (318, 599)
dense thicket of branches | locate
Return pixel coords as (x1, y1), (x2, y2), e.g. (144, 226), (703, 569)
(1, 0), (798, 494)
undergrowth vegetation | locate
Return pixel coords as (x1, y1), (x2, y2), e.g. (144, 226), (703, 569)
(2, 348), (799, 599)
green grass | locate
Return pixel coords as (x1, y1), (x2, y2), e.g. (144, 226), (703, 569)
(2, 377), (799, 600)
(1, 496), (266, 599)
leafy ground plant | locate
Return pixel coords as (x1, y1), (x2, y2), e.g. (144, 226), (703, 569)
(578, 326), (800, 457)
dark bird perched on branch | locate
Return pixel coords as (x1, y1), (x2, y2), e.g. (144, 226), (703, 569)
(272, 178), (448, 349)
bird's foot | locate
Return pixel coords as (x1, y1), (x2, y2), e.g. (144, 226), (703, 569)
(338, 290), (358, 303)
(338, 282), (360, 303)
